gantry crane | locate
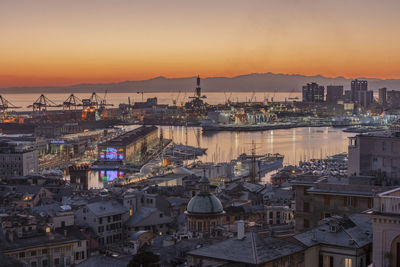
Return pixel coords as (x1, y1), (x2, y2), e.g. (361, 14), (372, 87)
(0, 95), (21, 119)
(63, 94), (83, 110)
(27, 94), (61, 112)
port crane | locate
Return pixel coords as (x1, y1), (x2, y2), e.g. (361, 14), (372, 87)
(224, 92), (233, 105)
(0, 95), (21, 112)
(0, 95), (22, 119)
(63, 94), (83, 110)
(82, 92), (113, 109)
(28, 94), (61, 112)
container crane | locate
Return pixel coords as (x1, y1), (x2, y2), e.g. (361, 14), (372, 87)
(27, 94), (61, 112)
(0, 95), (22, 119)
(63, 94), (83, 110)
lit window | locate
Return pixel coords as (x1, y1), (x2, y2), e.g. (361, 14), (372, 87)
(345, 258), (352, 267)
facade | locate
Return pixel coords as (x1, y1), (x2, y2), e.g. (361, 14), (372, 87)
(291, 175), (385, 232)
(364, 187), (400, 267)
(0, 142), (38, 178)
(293, 214), (372, 267)
(348, 133), (400, 183)
(75, 200), (129, 246)
(302, 82), (325, 103)
(351, 79), (368, 102)
(379, 87), (387, 106)
(185, 177), (225, 238)
(326, 85), (344, 104)
(97, 125), (158, 164)
(387, 90), (400, 109)
(355, 90), (374, 107)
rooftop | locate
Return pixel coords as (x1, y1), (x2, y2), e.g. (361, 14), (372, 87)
(187, 232), (304, 264)
(99, 126), (157, 147)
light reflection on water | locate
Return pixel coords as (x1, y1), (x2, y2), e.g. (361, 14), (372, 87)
(160, 126), (355, 166)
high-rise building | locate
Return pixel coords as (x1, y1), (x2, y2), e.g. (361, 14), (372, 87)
(355, 90), (374, 107)
(351, 79), (368, 102)
(302, 82), (324, 103)
(378, 87), (387, 106)
(387, 90), (400, 108)
(326, 85), (343, 103)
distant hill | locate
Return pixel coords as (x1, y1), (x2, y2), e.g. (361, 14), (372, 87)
(2, 73), (400, 94)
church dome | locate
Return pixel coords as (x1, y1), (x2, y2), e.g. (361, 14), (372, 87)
(186, 176), (224, 216)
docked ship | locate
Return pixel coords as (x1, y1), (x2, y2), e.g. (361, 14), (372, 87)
(234, 153), (284, 179)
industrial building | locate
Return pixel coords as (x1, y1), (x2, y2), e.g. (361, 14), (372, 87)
(97, 125), (158, 164)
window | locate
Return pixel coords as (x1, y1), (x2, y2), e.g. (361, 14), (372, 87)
(304, 219), (310, 228)
(75, 252), (80, 260)
(19, 252), (25, 258)
(54, 258), (60, 265)
(345, 258), (352, 267)
(160, 213), (163, 218)
(42, 249), (47, 254)
(346, 196), (354, 207)
(42, 259), (48, 267)
(78, 241), (82, 247)
(31, 250), (36, 256)
(30, 261), (37, 267)
(322, 255), (333, 267)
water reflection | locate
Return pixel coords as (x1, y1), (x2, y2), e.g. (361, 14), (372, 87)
(160, 126), (355, 165)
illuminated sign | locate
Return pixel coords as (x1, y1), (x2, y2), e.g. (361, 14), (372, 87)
(99, 170), (125, 181)
(99, 147), (125, 161)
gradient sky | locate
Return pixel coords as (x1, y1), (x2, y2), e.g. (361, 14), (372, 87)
(1, 0), (400, 87)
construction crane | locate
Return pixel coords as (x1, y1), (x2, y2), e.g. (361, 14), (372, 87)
(172, 91), (181, 106)
(27, 94), (61, 112)
(271, 88), (278, 102)
(63, 94), (82, 110)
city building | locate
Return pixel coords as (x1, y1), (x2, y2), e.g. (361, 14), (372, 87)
(348, 132), (400, 183)
(351, 79), (368, 102)
(302, 82), (325, 103)
(0, 214), (88, 266)
(326, 85), (344, 104)
(75, 200), (129, 246)
(0, 141), (38, 178)
(290, 175), (387, 232)
(355, 90), (374, 107)
(379, 87), (387, 106)
(97, 125), (158, 164)
(187, 224), (305, 267)
(185, 177), (225, 238)
(364, 187), (400, 267)
(292, 214), (372, 267)
(387, 90), (400, 109)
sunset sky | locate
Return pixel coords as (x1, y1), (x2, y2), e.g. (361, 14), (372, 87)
(1, 0), (400, 87)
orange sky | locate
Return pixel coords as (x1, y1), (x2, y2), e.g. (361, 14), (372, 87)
(1, 0), (400, 87)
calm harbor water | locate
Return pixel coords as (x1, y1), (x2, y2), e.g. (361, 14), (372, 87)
(86, 126), (354, 189)
(160, 126), (355, 166)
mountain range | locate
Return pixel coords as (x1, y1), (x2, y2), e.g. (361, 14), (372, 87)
(2, 73), (400, 94)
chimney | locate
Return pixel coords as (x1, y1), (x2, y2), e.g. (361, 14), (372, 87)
(237, 220), (245, 240)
